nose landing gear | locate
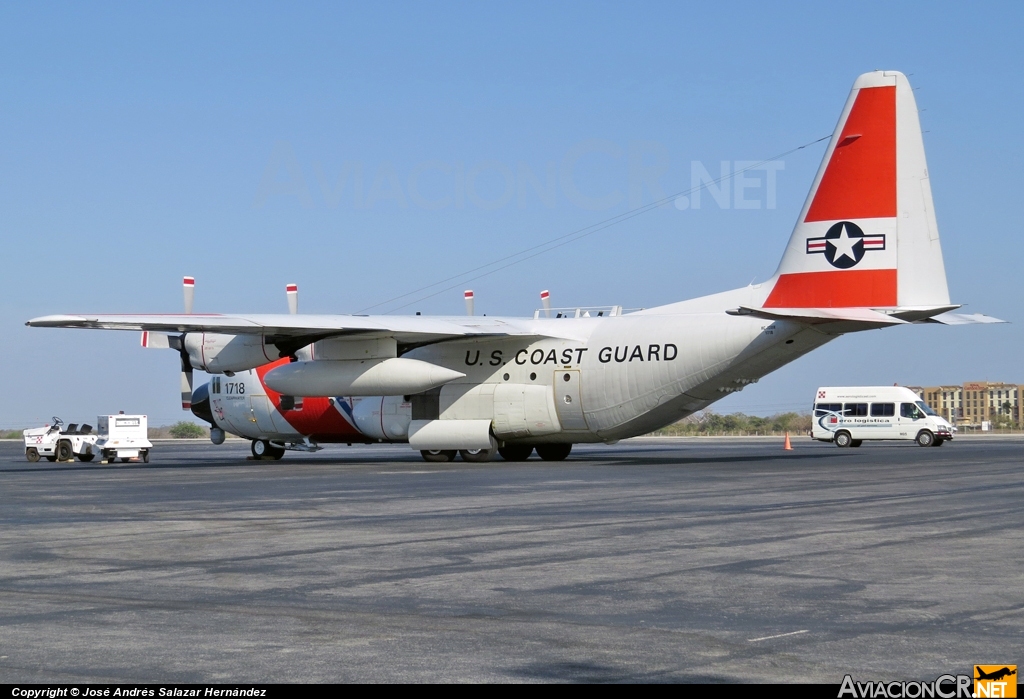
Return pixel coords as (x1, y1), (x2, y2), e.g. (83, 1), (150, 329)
(251, 439), (285, 460)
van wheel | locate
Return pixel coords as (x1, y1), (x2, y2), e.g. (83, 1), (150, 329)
(26, 448), (39, 463)
(498, 445), (533, 461)
(57, 440), (74, 461)
(834, 431), (853, 448)
(421, 450), (456, 463)
(459, 448), (494, 463)
(916, 430), (934, 447)
(535, 444), (573, 461)
(850, 440), (863, 448)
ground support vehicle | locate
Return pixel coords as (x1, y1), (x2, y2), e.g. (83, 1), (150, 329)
(23, 417), (99, 462)
(96, 414), (153, 463)
(812, 386), (955, 447)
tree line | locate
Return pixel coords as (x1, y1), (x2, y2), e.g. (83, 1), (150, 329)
(652, 411), (812, 436)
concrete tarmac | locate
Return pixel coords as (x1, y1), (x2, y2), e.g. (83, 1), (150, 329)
(0, 436), (1021, 683)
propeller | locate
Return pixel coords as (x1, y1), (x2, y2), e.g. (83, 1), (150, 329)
(464, 290), (474, 316)
(540, 290), (551, 318)
(179, 276), (194, 410)
(183, 276), (195, 314)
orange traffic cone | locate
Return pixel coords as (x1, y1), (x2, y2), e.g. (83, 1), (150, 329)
(783, 432), (793, 450)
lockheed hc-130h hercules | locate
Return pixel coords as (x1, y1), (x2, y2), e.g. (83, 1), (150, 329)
(28, 71), (999, 462)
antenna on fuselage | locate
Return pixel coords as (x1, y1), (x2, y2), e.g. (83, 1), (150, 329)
(287, 284), (298, 314)
(540, 290), (551, 318)
(464, 290), (475, 316)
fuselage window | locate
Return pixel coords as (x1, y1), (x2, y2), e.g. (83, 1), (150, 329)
(814, 403), (842, 417)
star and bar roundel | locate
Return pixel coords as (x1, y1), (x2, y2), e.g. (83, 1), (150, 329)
(805, 221), (885, 269)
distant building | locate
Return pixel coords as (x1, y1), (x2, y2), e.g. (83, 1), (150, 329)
(908, 382), (1021, 427)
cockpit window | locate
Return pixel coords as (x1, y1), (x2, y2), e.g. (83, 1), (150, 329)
(901, 403), (923, 419)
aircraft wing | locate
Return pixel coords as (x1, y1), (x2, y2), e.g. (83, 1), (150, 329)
(25, 312), (559, 346)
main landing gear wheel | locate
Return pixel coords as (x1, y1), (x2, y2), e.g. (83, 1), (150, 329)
(77, 453), (95, 462)
(498, 445), (533, 461)
(916, 430), (935, 447)
(421, 449), (457, 463)
(850, 440), (863, 448)
(933, 438), (945, 447)
(535, 444), (572, 461)
(252, 439), (285, 460)
(26, 448), (39, 463)
(834, 431), (853, 448)
(459, 448), (494, 463)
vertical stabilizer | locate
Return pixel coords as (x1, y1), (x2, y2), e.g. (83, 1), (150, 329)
(764, 71), (949, 309)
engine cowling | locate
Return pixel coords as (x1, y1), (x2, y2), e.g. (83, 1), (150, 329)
(184, 333), (278, 374)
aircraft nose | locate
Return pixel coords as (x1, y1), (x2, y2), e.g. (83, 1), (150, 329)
(190, 382), (214, 425)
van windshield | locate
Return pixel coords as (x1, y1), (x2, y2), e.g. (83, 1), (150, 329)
(915, 401), (937, 416)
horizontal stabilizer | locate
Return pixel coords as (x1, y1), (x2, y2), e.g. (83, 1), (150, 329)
(727, 305), (906, 326)
(920, 311), (1006, 325)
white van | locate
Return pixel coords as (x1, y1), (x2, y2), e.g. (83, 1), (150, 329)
(811, 386), (955, 447)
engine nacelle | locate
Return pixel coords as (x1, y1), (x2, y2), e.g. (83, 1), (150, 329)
(184, 333), (278, 374)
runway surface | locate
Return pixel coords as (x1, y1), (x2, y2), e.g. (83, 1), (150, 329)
(0, 436), (1021, 683)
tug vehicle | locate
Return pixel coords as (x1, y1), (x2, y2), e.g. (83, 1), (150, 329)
(23, 417), (99, 462)
(96, 414), (153, 463)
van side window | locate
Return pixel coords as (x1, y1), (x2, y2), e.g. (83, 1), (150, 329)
(900, 403), (922, 419)
(870, 403), (895, 417)
(843, 403), (868, 417)
(814, 403), (842, 417)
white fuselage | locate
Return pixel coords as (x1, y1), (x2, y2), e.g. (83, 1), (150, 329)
(401, 312), (828, 444)
(200, 288), (836, 446)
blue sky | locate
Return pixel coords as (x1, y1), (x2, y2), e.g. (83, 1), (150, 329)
(2, 1), (1022, 427)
